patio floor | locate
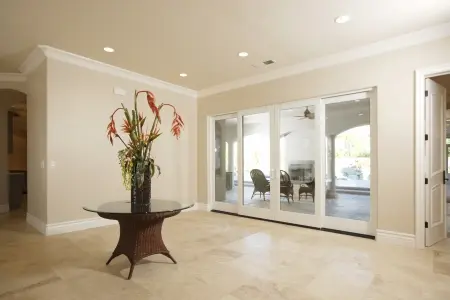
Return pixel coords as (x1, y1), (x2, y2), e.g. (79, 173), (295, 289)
(217, 185), (371, 221)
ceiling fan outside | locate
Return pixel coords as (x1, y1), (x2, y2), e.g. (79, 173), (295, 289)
(294, 106), (315, 120)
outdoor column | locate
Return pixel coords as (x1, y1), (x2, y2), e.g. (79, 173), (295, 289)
(327, 134), (337, 199)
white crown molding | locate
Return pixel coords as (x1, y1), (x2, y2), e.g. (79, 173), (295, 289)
(376, 229), (416, 248)
(0, 73), (26, 83)
(19, 46), (46, 75)
(20, 45), (197, 98)
(198, 21), (450, 98)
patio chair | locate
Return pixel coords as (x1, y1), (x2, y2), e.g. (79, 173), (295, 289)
(280, 170), (294, 203)
(299, 178), (315, 202)
(250, 169), (270, 200)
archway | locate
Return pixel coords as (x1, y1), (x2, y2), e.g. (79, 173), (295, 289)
(0, 89), (27, 216)
(326, 125), (371, 220)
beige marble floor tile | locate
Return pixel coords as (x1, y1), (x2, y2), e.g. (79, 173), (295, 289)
(2, 210), (450, 300)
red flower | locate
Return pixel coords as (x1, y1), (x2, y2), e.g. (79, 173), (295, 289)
(171, 110), (184, 139)
(106, 108), (123, 144)
(121, 119), (132, 133)
(146, 92), (160, 121)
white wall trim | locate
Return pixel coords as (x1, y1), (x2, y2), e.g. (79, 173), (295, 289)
(196, 202), (211, 211)
(45, 217), (117, 235)
(26, 213), (117, 235)
(198, 21), (450, 98)
(184, 203), (198, 211)
(376, 230), (416, 248)
(26, 213), (47, 234)
(20, 45), (197, 98)
(0, 204), (9, 214)
(0, 73), (27, 83)
(19, 46), (46, 75)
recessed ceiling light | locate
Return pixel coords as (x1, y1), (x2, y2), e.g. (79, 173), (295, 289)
(180, 73), (187, 77)
(358, 113), (364, 116)
(238, 52), (249, 57)
(103, 47), (115, 53)
(335, 15), (350, 24)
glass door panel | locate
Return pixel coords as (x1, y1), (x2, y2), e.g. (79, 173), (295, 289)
(279, 106), (316, 215)
(213, 115), (238, 212)
(323, 93), (374, 235)
(242, 112), (271, 209)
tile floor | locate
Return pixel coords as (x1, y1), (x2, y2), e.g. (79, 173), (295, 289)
(1, 210), (450, 299)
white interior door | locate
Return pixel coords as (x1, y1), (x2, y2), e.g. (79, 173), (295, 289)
(425, 78), (447, 246)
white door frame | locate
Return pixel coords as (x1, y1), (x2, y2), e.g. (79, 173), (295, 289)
(208, 113), (239, 213)
(207, 88), (375, 234)
(321, 91), (376, 236)
(277, 98), (322, 228)
(238, 105), (275, 220)
(415, 63), (450, 249)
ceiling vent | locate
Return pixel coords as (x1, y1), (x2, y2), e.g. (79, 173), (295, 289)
(251, 59), (277, 68)
(263, 59), (276, 65)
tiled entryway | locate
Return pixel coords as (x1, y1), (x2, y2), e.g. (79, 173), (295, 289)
(1, 210), (450, 299)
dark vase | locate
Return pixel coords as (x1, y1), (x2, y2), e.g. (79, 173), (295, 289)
(130, 163), (151, 206)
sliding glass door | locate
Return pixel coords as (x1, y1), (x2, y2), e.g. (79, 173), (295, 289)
(321, 92), (375, 235)
(238, 107), (275, 219)
(209, 90), (376, 236)
(276, 100), (321, 227)
(212, 114), (239, 213)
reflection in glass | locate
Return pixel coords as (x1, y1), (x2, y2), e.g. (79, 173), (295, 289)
(214, 118), (238, 204)
(243, 113), (270, 208)
(325, 99), (371, 221)
(279, 106), (316, 214)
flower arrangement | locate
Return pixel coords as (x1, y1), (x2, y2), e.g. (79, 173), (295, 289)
(106, 90), (184, 203)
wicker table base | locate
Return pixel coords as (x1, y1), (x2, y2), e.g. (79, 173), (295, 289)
(99, 210), (179, 279)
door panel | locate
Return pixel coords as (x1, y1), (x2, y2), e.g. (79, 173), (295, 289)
(425, 79), (447, 246)
(242, 112), (271, 208)
(322, 92), (374, 235)
(212, 115), (238, 213)
(279, 105), (316, 214)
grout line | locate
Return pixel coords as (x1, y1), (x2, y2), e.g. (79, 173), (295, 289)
(0, 276), (61, 298)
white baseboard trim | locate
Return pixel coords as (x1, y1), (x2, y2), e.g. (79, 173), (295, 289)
(196, 202), (211, 211)
(27, 213), (117, 236)
(26, 213), (47, 234)
(0, 204), (9, 214)
(183, 202), (211, 212)
(184, 203), (198, 212)
(376, 229), (416, 248)
(46, 217), (117, 236)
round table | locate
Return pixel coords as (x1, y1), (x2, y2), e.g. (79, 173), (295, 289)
(83, 200), (194, 279)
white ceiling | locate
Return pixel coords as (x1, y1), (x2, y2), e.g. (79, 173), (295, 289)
(1, 0), (450, 90)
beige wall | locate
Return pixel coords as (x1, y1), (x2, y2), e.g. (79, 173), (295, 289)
(26, 62), (48, 222)
(45, 59), (197, 224)
(198, 36), (450, 235)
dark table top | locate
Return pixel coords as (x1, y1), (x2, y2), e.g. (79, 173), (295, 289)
(83, 200), (194, 215)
